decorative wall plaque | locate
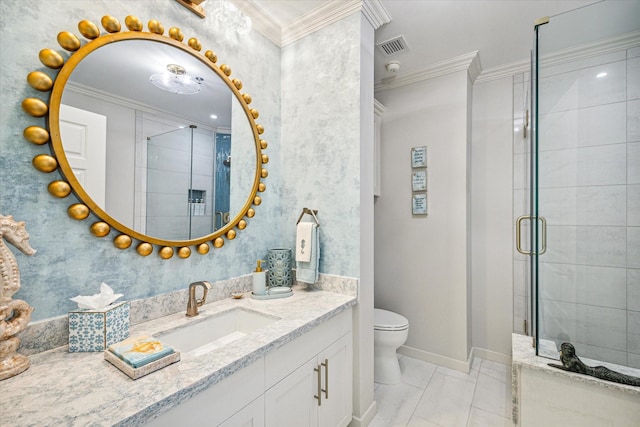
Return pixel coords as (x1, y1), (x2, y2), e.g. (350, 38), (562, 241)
(411, 146), (427, 168)
(412, 194), (428, 215)
(412, 169), (427, 192)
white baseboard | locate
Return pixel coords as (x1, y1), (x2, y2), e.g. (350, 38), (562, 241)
(473, 347), (512, 365)
(398, 345), (512, 373)
(349, 400), (377, 427)
(398, 345), (473, 373)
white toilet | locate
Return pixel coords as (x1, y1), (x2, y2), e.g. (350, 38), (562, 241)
(374, 308), (409, 385)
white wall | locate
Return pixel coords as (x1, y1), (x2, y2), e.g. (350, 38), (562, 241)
(374, 68), (517, 366)
(375, 70), (472, 365)
(471, 76), (514, 358)
(355, 13), (376, 426)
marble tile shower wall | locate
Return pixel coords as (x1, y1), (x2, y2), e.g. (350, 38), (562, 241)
(513, 46), (640, 368)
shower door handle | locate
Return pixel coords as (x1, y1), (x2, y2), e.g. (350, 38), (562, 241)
(538, 216), (547, 255)
(516, 215), (531, 255)
(516, 215), (547, 255)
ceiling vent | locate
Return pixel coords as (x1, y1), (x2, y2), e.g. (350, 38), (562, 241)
(376, 35), (410, 57)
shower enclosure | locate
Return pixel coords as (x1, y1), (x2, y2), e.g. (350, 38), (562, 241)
(515, 1), (640, 369)
(145, 126), (231, 240)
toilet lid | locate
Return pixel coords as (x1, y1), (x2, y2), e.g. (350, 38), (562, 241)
(374, 308), (409, 331)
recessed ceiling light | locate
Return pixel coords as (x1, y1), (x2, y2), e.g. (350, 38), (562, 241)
(596, 72), (607, 78)
(210, 114), (218, 119)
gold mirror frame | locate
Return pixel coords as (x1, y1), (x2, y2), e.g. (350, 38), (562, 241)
(22, 15), (269, 259)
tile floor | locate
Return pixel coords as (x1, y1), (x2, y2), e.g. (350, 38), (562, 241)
(370, 355), (513, 427)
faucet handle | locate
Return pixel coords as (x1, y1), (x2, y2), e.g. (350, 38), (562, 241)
(186, 281), (213, 317)
(191, 281), (212, 307)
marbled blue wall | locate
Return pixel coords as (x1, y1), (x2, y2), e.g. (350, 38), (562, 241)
(0, 0), (282, 320)
(1, 0), (363, 322)
(280, 13), (362, 279)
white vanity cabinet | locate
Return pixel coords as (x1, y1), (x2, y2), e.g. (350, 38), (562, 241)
(264, 309), (353, 427)
(145, 359), (265, 426)
(145, 307), (353, 427)
(219, 396), (265, 427)
(265, 333), (352, 427)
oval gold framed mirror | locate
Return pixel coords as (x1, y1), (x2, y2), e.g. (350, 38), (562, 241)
(22, 15), (269, 259)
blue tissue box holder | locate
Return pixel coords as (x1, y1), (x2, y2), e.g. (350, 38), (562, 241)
(68, 301), (130, 352)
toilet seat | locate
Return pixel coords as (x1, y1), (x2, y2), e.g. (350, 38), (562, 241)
(374, 308), (409, 331)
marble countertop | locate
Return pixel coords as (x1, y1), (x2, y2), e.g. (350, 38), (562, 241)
(2, 287), (357, 427)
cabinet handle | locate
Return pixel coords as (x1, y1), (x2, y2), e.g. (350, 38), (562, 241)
(314, 365), (322, 406)
(321, 359), (329, 399)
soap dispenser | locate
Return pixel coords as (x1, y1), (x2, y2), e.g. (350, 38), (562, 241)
(252, 260), (266, 296)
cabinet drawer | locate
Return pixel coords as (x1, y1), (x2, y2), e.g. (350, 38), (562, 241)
(265, 308), (351, 389)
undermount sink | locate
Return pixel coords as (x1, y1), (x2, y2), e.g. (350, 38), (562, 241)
(159, 307), (280, 356)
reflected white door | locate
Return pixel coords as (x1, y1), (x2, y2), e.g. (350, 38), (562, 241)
(59, 104), (107, 207)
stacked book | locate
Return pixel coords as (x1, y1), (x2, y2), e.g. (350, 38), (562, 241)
(104, 335), (180, 379)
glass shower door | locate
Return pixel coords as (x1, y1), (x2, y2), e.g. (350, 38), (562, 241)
(531, 1), (640, 368)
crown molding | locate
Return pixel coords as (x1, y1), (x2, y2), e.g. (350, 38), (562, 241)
(234, 0), (390, 48)
(475, 59), (530, 84)
(281, 0), (362, 47)
(467, 52), (483, 84)
(375, 51), (480, 93)
(282, 0), (390, 46)
(475, 30), (640, 84)
(374, 98), (386, 116)
(361, 0), (392, 30)
(375, 30), (640, 89)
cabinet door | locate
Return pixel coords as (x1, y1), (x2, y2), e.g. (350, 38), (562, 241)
(265, 358), (318, 427)
(219, 396), (264, 427)
(317, 333), (353, 427)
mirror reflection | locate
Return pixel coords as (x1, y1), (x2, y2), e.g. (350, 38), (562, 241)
(59, 39), (255, 241)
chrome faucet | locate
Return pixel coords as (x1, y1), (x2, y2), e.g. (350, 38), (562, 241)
(186, 281), (212, 317)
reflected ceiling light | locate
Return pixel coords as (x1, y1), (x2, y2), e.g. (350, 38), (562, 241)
(210, 114), (218, 119)
(149, 64), (203, 95)
(596, 72), (608, 78)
